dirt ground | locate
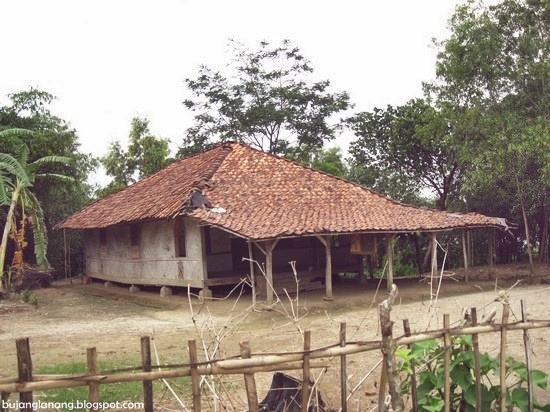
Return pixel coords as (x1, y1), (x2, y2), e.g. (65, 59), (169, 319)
(1, 262), (550, 410)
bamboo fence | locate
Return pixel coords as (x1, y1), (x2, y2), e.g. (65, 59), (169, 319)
(0, 289), (549, 412)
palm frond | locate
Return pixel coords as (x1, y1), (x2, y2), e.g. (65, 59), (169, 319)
(30, 155), (73, 168)
(0, 170), (14, 205)
(0, 128), (35, 139)
(0, 153), (31, 186)
(36, 173), (76, 183)
(24, 189), (50, 270)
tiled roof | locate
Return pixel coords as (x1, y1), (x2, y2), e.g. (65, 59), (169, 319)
(56, 144), (232, 229)
(58, 142), (507, 239)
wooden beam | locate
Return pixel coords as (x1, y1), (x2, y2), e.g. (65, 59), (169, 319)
(385, 235), (395, 292)
(316, 235), (333, 301)
(488, 228), (495, 279)
(430, 232), (438, 279)
(265, 241), (274, 305)
(462, 230), (469, 283)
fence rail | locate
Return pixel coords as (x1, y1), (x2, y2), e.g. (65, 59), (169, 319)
(1, 285), (548, 412)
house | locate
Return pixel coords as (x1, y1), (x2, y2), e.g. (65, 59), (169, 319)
(57, 142), (508, 302)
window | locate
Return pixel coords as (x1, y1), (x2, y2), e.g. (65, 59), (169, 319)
(130, 224), (141, 247)
(174, 217), (186, 257)
(99, 229), (107, 245)
(130, 224), (141, 259)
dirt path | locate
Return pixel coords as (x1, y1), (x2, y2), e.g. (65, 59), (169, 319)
(1, 263), (550, 409)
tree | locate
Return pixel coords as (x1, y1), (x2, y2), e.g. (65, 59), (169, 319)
(0, 129), (73, 290)
(100, 117), (171, 197)
(1, 88), (97, 277)
(293, 146), (348, 178)
(180, 39), (351, 159)
(427, 0), (549, 268)
(347, 99), (464, 209)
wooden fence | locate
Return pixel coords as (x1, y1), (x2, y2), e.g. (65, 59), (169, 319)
(1, 286), (549, 412)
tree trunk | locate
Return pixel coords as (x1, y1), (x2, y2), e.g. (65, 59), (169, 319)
(0, 185), (22, 291)
(539, 205), (549, 263)
(516, 176), (534, 276)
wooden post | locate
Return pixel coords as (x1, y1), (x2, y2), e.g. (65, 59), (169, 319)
(462, 230), (469, 283)
(379, 284), (403, 412)
(385, 235), (395, 292)
(443, 314), (450, 412)
(403, 320), (417, 412)
(470, 308), (482, 412)
(521, 301), (534, 412)
(301, 331), (311, 412)
(265, 241), (274, 305)
(430, 233), (438, 279)
(315, 235), (333, 301)
(340, 323), (347, 412)
(500, 304), (510, 412)
(240, 341), (258, 412)
(16, 337), (33, 411)
(248, 241), (257, 307)
(199, 226), (210, 298)
(141, 337), (154, 412)
(189, 340), (201, 412)
(87, 347), (100, 410)
(488, 229), (495, 279)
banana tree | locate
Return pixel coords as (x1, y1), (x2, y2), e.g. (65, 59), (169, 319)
(0, 128), (73, 290)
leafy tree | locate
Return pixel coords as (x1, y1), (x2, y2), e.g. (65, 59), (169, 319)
(0, 89), (96, 278)
(294, 146), (348, 178)
(0, 129), (73, 290)
(100, 117), (171, 197)
(347, 99), (463, 210)
(427, 0), (549, 267)
(180, 39), (351, 159)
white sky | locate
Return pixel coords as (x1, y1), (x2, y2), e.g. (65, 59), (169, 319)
(1, 0), (459, 169)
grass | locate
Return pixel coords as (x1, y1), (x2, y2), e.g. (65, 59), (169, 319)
(25, 360), (191, 411)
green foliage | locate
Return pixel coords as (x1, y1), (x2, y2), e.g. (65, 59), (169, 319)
(100, 117), (171, 197)
(398, 335), (550, 411)
(347, 99), (462, 210)
(0, 129), (74, 282)
(181, 39), (351, 160)
(426, 0), (550, 264)
(1, 88), (97, 278)
(294, 146), (348, 177)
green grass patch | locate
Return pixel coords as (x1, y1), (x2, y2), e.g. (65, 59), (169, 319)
(31, 360), (191, 410)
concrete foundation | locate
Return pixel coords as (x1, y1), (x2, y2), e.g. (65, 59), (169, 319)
(129, 285), (140, 293)
(198, 288), (212, 300)
(160, 286), (172, 297)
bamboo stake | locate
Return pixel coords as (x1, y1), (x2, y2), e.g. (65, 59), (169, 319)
(16, 337), (33, 411)
(443, 314), (450, 412)
(379, 284), (403, 412)
(500, 304), (510, 412)
(340, 322), (347, 412)
(0, 392), (8, 412)
(377, 361), (387, 412)
(403, 320), (417, 412)
(189, 340), (201, 412)
(87, 347), (99, 410)
(521, 301), (534, 412)
(240, 341), (258, 412)
(470, 308), (482, 412)
(141, 337), (153, 412)
(302, 331), (311, 412)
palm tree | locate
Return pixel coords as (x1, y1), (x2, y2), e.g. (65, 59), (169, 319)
(0, 128), (73, 290)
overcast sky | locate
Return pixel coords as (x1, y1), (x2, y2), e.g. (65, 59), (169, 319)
(1, 0), (460, 165)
